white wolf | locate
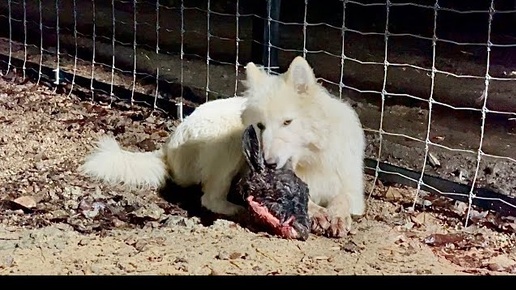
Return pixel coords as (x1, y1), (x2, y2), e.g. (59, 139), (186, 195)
(80, 56), (366, 237)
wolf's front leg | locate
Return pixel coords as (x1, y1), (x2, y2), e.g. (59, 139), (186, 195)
(325, 194), (352, 238)
(308, 200), (330, 236)
(308, 194), (352, 238)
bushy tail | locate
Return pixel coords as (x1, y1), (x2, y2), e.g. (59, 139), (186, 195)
(79, 136), (168, 188)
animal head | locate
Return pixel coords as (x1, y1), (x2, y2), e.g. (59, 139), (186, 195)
(239, 127), (311, 241)
(241, 56), (325, 170)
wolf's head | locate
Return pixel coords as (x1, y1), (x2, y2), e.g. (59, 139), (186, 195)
(241, 57), (327, 170)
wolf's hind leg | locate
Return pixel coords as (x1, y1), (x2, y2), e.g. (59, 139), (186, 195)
(201, 176), (245, 216)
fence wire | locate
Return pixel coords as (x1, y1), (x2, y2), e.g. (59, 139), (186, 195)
(0, 0), (516, 223)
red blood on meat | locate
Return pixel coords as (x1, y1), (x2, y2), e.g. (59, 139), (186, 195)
(247, 196), (298, 239)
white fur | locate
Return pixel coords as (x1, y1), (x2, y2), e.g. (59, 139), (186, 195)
(79, 56), (366, 219)
(80, 136), (167, 188)
(80, 97), (248, 216)
(241, 56), (366, 216)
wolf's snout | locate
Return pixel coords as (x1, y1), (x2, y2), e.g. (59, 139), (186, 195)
(264, 157), (277, 168)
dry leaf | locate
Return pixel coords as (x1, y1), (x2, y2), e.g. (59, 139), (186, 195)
(431, 136), (445, 143)
(424, 233), (465, 247)
(385, 187), (403, 201)
(428, 152), (440, 167)
(404, 220), (415, 230)
(411, 212), (435, 226)
(342, 241), (361, 253)
(453, 201), (469, 215)
(469, 209), (489, 223)
(13, 196), (37, 209)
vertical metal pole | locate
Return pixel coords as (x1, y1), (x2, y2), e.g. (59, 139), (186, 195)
(265, 0), (281, 71)
(251, 0), (281, 71)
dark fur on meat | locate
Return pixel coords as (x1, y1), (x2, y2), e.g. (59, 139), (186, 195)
(236, 125), (310, 241)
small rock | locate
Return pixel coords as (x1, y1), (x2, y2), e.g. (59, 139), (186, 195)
(342, 241), (361, 253)
(0, 241), (17, 251)
(55, 223), (73, 231)
(54, 241), (67, 250)
(148, 221), (161, 228)
(209, 268), (220, 275)
(1, 255), (15, 268)
(33, 152), (48, 162)
(216, 251), (230, 260)
(13, 196), (37, 209)
(487, 263), (504, 272)
(174, 257), (188, 264)
(83, 208), (100, 219)
(70, 187), (83, 198)
(164, 216), (200, 228)
(403, 221), (415, 230)
(48, 189), (59, 200)
(211, 219), (237, 229)
(78, 239), (89, 246)
(112, 218), (125, 228)
(144, 115), (156, 124)
(124, 237), (137, 246)
(92, 202), (106, 211)
(33, 162), (45, 171)
(486, 255), (515, 270)
(52, 209), (68, 218)
(131, 204), (164, 221)
(136, 138), (156, 151)
(134, 239), (148, 252)
(64, 199), (79, 210)
(13, 209), (24, 215)
(411, 212), (434, 226)
(416, 269), (432, 274)
(89, 263), (102, 274)
(91, 186), (106, 199)
(117, 262), (136, 273)
(229, 252), (244, 260)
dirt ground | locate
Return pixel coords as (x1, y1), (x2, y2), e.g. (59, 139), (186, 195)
(1, 75), (516, 275)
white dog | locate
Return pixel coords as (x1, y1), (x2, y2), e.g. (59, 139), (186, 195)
(80, 56), (366, 237)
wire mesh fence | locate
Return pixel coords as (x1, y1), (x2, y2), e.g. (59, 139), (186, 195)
(1, 0), (516, 224)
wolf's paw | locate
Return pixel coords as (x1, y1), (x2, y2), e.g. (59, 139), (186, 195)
(310, 209), (331, 236)
(326, 212), (352, 238)
(309, 197), (352, 239)
(310, 210), (351, 238)
(308, 201), (330, 235)
(201, 196), (245, 217)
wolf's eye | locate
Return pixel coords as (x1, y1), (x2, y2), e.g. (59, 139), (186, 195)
(257, 122), (265, 130)
(283, 119), (292, 126)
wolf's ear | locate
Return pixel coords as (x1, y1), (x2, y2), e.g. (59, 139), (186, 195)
(285, 56), (316, 94)
(244, 62), (267, 88)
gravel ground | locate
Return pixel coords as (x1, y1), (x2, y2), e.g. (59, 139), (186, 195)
(0, 75), (515, 275)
